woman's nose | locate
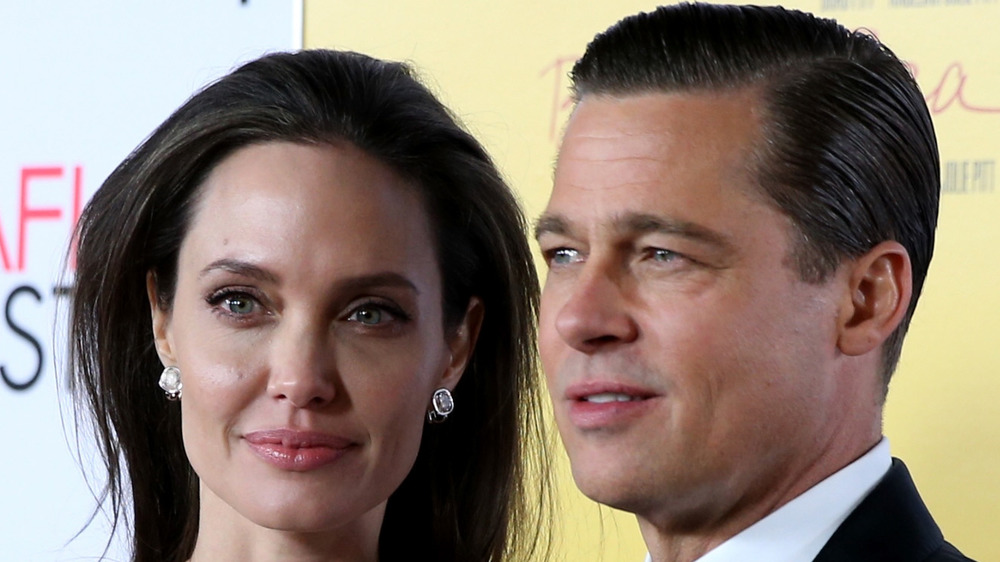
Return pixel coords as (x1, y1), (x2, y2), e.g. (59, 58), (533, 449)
(265, 318), (337, 408)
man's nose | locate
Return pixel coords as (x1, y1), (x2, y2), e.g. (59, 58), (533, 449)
(266, 318), (338, 409)
(553, 263), (638, 353)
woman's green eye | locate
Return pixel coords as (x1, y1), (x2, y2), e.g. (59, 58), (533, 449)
(225, 296), (255, 315)
(351, 307), (383, 325)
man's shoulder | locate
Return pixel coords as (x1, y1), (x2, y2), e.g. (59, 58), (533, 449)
(924, 541), (974, 562)
(814, 458), (975, 562)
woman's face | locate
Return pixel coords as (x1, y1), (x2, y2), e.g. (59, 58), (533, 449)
(148, 141), (478, 537)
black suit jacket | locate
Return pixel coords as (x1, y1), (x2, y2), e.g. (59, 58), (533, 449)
(813, 458), (974, 562)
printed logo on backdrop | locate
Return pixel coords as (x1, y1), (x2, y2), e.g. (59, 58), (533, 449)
(1, 165), (83, 392)
(540, 37), (999, 195)
(823, 0), (998, 8)
(812, 0), (998, 194)
(0, 3), (295, 561)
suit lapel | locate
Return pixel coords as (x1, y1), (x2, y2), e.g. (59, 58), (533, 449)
(813, 459), (945, 562)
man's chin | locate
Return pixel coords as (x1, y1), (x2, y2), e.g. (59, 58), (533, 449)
(570, 464), (652, 515)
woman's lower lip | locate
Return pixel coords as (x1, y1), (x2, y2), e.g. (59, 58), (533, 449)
(246, 441), (351, 471)
(568, 398), (655, 430)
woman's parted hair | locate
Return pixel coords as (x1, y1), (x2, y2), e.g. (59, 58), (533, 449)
(69, 49), (549, 562)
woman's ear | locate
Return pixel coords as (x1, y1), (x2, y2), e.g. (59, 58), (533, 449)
(438, 297), (485, 390)
(146, 271), (176, 367)
(836, 241), (913, 356)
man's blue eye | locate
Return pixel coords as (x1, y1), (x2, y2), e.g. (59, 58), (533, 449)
(551, 248), (580, 265)
(651, 249), (677, 262)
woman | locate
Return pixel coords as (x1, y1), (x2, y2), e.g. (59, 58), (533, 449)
(69, 49), (549, 561)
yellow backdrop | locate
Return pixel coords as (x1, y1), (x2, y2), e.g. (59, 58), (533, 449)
(304, 1), (1000, 560)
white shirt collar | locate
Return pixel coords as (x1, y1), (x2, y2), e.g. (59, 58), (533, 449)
(644, 438), (891, 562)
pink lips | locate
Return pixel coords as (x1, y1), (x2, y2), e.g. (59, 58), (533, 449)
(244, 429), (356, 472)
(565, 381), (658, 430)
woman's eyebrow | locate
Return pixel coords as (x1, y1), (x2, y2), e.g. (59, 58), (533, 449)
(200, 258), (279, 283)
(332, 272), (420, 295)
(200, 260), (420, 296)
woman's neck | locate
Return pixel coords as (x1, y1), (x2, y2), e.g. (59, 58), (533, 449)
(189, 484), (383, 562)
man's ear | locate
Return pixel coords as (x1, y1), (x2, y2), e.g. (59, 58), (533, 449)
(836, 241), (913, 356)
(146, 271), (176, 367)
(438, 297), (485, 390)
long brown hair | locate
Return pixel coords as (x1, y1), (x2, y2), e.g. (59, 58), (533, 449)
(69, 49), (550, 561)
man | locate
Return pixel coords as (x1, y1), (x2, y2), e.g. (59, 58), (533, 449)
(536, 4), (972, 561)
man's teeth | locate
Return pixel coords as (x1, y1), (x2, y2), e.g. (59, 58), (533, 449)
(584, 392), (638, 403)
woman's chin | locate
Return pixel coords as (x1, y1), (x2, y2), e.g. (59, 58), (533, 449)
(235, 496), (388, 536)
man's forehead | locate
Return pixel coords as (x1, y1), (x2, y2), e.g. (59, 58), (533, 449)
(550, 89), (771, 208)
(558, 91), (762, 168)
(539, 89), (782, 252)
(564, 89), (764, 134)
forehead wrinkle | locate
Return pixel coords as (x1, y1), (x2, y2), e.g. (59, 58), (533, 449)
(561, 129), (674, 163)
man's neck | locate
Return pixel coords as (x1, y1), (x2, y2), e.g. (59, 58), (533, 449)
(638, 434), (883, 562)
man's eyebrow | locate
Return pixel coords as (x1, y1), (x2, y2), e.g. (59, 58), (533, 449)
(200, 259), (279, 283)
(534, 214), (569, 241)
(618, 212), (733, 250)
(534, 212), (732, 250)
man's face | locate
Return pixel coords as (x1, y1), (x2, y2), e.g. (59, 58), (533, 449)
(537, 91), (852, 529)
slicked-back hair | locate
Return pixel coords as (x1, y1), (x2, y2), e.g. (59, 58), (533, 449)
(571, 3), (939, 390)
(69, 49), (550, 562)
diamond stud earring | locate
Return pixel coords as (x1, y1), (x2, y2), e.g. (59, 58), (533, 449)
(158, 366), (182, 401)
(426, 388), (454, 423)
